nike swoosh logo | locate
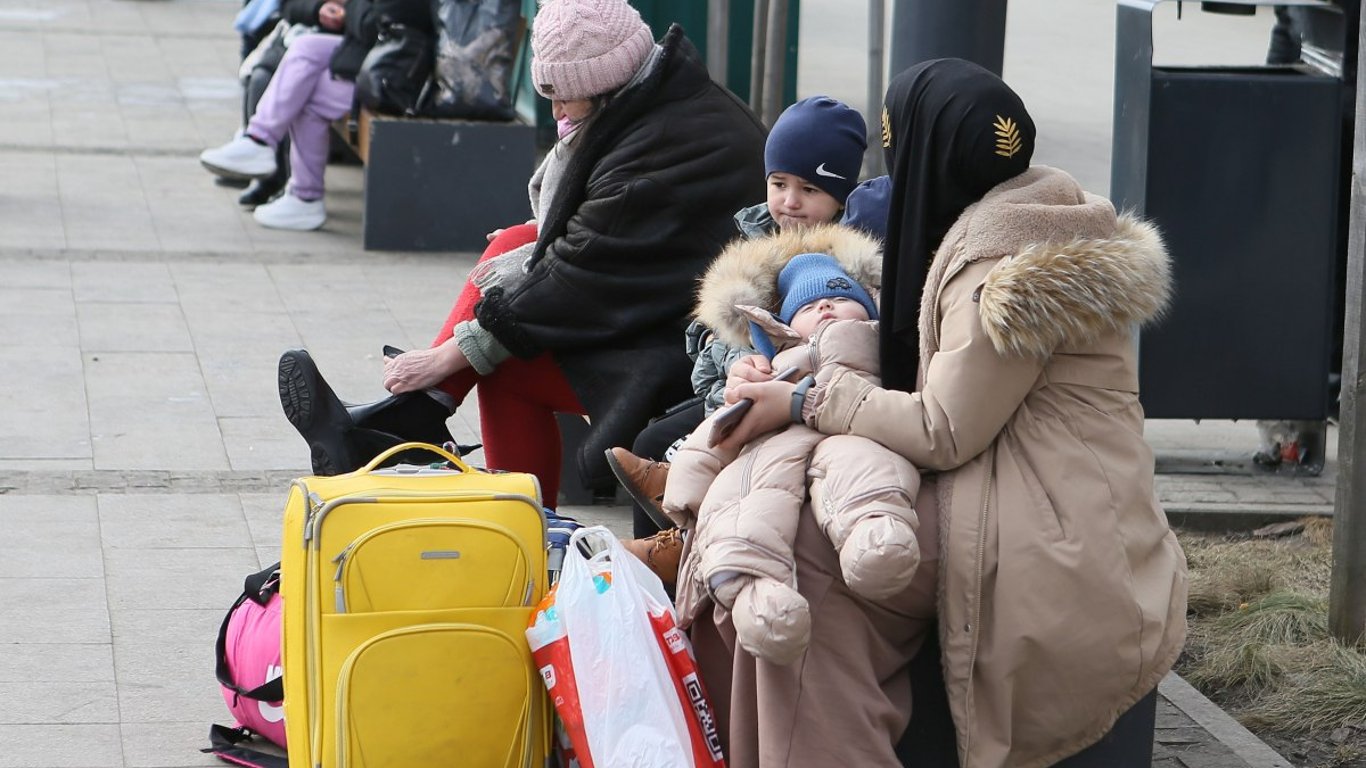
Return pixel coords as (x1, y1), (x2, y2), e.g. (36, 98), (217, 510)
(815, 163), (847, 180)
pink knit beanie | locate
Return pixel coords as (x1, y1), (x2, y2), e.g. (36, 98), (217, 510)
(531, 0), (655, 100)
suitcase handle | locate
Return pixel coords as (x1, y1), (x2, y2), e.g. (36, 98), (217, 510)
(359, 442), (474, 474)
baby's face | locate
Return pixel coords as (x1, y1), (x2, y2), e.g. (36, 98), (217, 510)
(789, 296), (869, 338)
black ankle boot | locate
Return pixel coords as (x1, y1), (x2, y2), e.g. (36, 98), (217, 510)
(279, 350), (466, 476)
(348, 391), (455, 447)
(278, 349), (359, 476)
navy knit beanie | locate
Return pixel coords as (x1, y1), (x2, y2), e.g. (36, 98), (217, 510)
(764, 96), (867, 203)
(777, 253), (879, 324)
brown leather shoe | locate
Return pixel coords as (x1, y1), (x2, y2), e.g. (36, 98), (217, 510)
(604, 447), (671, 529)
(621, 528), (684, 586)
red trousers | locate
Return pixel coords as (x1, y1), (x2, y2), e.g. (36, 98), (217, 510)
(432, 224), (586, 506)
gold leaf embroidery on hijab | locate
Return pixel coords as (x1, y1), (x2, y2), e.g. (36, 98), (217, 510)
(881, 107), (892, 149)
(993, 115), (1022, 158)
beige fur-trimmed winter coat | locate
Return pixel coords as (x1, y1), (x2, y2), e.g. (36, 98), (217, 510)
(805, 166), (1188, 767)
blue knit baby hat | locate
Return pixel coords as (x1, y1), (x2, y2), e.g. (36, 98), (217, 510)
(777, 252), (879, 324)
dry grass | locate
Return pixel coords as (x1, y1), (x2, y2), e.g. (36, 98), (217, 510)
(1176, 521), (1366, 746)
(1242, 641), (1366, 733)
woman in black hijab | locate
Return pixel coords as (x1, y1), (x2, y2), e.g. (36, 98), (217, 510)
(876, 59), (1034, 391)
(716, 59), (1186, 767)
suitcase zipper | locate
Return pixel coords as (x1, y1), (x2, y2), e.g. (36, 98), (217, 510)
(332, 518), (535, 613)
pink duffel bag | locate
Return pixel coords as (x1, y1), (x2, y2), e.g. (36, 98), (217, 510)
(215, 562), (286, 749)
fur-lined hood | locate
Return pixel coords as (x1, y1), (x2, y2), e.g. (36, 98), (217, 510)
(695, 224), (883, 347)
(976, 213), (1171, 358)
(922, 166), (1172, 361)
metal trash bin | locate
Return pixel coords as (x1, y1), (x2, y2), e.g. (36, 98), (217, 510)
(1111, 0), (1349, 422)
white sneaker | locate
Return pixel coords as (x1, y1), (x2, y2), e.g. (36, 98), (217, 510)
(254, 191), (326, 231)
(200, 135), (276, 180)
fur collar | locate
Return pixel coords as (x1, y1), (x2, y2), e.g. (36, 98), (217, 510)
(695, 224), (883, 347)
(976, 211), (1171, 358)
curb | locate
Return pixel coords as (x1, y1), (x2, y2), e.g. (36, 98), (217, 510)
(1159, 673), (1293, 768)
(1164, 505), (1332, 532)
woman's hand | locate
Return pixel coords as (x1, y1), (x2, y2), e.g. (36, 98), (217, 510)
(715, 379), (796, 453)
(382, 341), (468, 393)
(318, 1), (346, 31)
(724, 355), (773, 403)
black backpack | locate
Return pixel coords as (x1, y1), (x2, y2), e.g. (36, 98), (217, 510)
(356, 21), (435, 116)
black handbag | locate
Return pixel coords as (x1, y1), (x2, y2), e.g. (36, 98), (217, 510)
(356, 21), (435, 116)
(420, 0), (522, 120)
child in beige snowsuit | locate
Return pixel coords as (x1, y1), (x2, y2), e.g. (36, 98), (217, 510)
(663, 227), (922, 665)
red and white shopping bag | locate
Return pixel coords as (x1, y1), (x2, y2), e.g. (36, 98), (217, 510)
(526, 527), (725, 768)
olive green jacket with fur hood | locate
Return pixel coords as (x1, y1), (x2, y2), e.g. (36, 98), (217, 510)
(804, 166), (1188, 767)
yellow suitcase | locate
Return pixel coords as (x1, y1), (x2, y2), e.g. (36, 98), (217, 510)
(279, 443), (551, 768)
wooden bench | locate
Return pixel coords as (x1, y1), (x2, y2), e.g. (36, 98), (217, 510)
(334, 107), (536, 252)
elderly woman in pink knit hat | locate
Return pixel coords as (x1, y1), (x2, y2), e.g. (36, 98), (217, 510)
(276, 0), (767, 506)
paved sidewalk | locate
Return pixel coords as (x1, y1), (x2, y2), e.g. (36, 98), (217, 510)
(0, 0), (1322, 766)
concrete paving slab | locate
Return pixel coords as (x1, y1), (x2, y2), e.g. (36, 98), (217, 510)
(0, 153), (65, 250)
(139, 158), (260, 253)
(0, 30), (45, 77)
(0, 724), (123, 768)
(0, 643), (114, 683)
(96, 494), (251, 551)
(219, 415), (305, 473)
(0, 681), (118, 724)
(109, 609), (223, 648)
(0, 346), (91, 462)
(172, 262), (284, 313)
(0, 258), (70, 290)
(0, 496), (101, 579)
(104, 546), (257, 612)
(0, 577), (109, 645)
(78, 303), (194, 353)
(84, 351), (226, 471)
(71, 262), (176, 304)
(194, 353), (291, 421)
(237, 492), (284, 551)
(0, 304), (79, 350)
(112, 642), (224, 724)
(119, 721), (221, 768)
(56, 154), (160, 252)
(0, 106), (57, 154)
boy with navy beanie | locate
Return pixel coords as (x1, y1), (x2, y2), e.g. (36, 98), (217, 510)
(746, 96), (869, 233)
(766, 97), (866, 201)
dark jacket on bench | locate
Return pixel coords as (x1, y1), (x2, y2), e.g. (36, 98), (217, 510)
(281, 0), (428, 81)
(476, 24), (767, 488)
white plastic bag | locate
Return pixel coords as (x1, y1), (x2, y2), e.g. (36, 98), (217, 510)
(526, 527), (725, 768)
